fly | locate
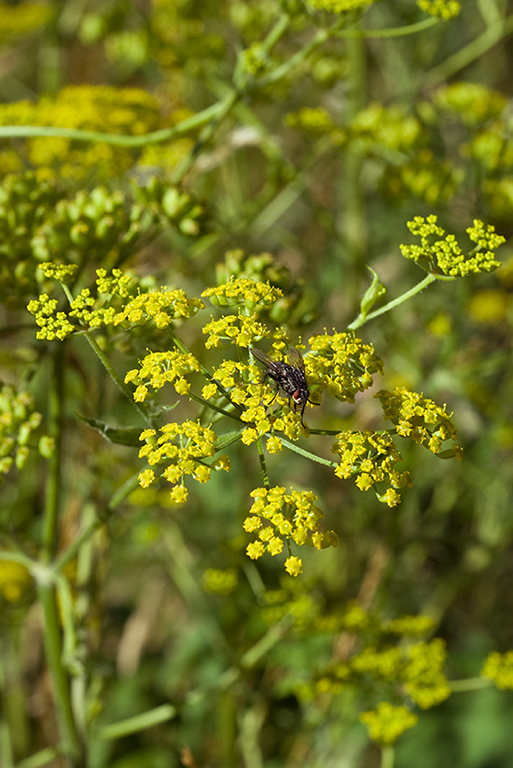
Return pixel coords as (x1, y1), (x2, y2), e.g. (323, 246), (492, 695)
(250, 346), (317, 427)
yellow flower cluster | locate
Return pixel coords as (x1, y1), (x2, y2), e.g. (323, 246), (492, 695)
(95, 268), (133, 298)
(262, 581), (319, 628)
(331, 431), (410, 507)
(433, 83), (506, 127)
(69, 290), (117, 329)
(27, 294), (75, 340)
(467, 123), (513, 173)
(0, 85), (163, 178)
(382, 615), (435, 637)
(239, 43), (269, 78)
(243, 486), (338, 576)
(395, 154), (457, 207)
(137, 420), (229, 504)
(400, 215), (503, 277)
(202, 314), (272, 349)
(360, 702), (418, 746)
(202, 568), (238, 596)
(321, 638), (450, 710)
(307, 331), (383, 402)
(285, 107), (344, 142)
(38, 263), (78, 283)
(125, 350), (202, 401)
(482, 651), (513, 690)
(27, 269), (135, 339)
(201, 277), (283, 310)
(376, 388), (463, 458)
(351, 103), (422, 153)
(114, 289), (204, 328)
(417, 0), (460, 20)
(401, 639), (451, 708)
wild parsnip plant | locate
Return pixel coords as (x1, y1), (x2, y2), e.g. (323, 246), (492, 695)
(2, 1), (513, 767)
(27, 224), (503, 576)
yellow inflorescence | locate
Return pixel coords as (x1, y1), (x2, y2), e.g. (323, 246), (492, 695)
(400, 215), (503, 277)
(417, 0), (460, 20)
(202, 314), (272, 349)
(243, 486), (338, 575)
(376, 387), (463, 458)
(306, 331), (383, 402)
(360, 702), (418, 746)
(114, 289), (204, 328)
(201, 277), (283, 310)
(137, 420), (228, 503)
(482, 651), (513, 690)
(125, 350), (202, 401)
(331, 430), (410, 507)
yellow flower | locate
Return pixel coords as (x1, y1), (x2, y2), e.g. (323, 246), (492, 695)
(247, 541), (266, 560)
(284, 556), (303, 577)
(360, 702), (418, 746)
(138, 469), (155, 488)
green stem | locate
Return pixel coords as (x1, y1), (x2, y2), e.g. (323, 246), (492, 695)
(97, 618), (290, 741)
(448, 676), (490, 693)
(0, 100), (230, 145)
(82, 330), (150, 424)
(99, 704), (177, 741)
(259, 19), (345, 86)
(36, 346), (84, 764)
(426, 14), (513, 87)
(280, 436), (337, 468)
(334, 17), (438, 38)
(36, 576), (84, 766)
(41, 344), (64, 563)
(186, 391), (242, 422)
(381, 745), (395, 768)
(347, 273), (437, 330)
(256, 438), (270, 488)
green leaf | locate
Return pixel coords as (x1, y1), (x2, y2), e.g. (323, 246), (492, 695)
(359, 266), (387, 316)
(215, 430), (244, 451)
(76, 413), (143, 447)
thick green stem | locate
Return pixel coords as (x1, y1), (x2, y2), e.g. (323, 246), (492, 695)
(41, 344), (64, 563)
(38, 345), (84, 765)
(381, 745), (395, 768)
(36, 577), (84, 766)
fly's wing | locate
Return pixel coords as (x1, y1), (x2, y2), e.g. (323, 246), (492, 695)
(250, 347), (278, 370)
(286, 347), (306, 371)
